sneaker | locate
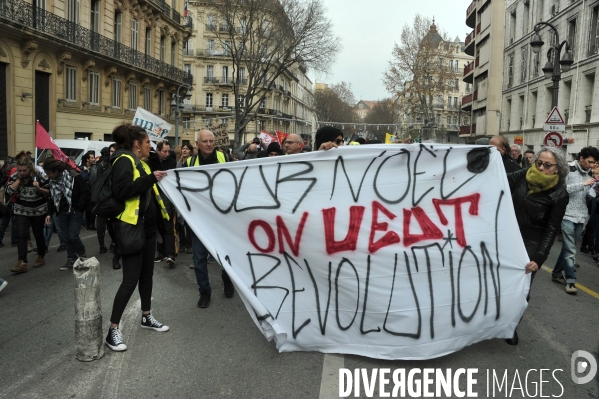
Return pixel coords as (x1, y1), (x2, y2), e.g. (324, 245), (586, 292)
(141, 311), (170, 332)
(552, 275), (567, 285)
(165, 257), (175, 268)
(60, 259), (74, 271)
(99, 246), (108, 254)
(154, 255), (165, 263)
(105, 327), (127, 351)
(0, 280), (7, 293)
(565, 283), (578, 294)
(198, 291), (211, 308)
(223, 278), (234, 298)
(57, 245), (66, 252)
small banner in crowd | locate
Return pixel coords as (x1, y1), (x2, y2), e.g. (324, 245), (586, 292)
(208, 124), (230, 147)
(260, 131), (278, 146)
(35, 121), (80, 171)
(159, 144), (530, 360)
(275, 130), (289, 143)
(132, 107), (172, 141)
(385, 133), (399, 144)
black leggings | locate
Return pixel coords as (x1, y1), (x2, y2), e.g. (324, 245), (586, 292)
(15, 214), (46, 262)
(110, 234), (156, 324)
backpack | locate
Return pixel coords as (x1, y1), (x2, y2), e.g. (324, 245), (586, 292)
(91, 167), (124, 218)
(89, 160), (109, 187)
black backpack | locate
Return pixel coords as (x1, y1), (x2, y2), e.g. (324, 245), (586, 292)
(91, 167), (125, 218)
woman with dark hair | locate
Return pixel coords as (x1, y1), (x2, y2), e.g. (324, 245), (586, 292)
(505, 147), (569, 345)
(315, 126), (344, 151)
(5, 154), (50, 274)
(176, 143), (193, 168)
(43, 158), (89, 271)
(105, 123), (170, 352)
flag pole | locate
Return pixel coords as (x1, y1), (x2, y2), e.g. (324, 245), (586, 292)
(34, 120), (39, 165)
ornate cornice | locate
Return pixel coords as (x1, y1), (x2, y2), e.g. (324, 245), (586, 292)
(81, 59), (96, 81)
(20, 40), (38, 68)
(56, 51), (72, 76)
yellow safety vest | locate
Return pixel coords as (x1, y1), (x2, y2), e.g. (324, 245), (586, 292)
(115, 154), (170, 225)
(186, 151), (226, 166)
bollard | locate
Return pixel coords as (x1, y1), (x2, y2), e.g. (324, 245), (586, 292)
(73, 257), (104, 361)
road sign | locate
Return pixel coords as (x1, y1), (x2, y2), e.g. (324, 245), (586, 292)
(544, 131), (563, 148)
(544, 107), (565, 132)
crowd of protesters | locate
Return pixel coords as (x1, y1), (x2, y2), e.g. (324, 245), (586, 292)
(0, 126), (595, 351)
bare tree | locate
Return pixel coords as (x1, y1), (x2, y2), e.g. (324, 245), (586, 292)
(313, 82), (358, 135)
(202, 0), (340, 145)
(363, 98), (399, 141)
(383, 15), (456, 129)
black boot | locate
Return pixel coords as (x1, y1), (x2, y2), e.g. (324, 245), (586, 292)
(505, 330), (519, 345)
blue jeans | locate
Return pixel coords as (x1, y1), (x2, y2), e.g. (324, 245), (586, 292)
(553, 219), (584, 284)
(52, 213), (65, 246)
(191, 231), (228, 294)
(57, 211), (86, 261)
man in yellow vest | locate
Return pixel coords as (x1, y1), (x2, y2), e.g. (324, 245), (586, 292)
(184, 129), (234, 308)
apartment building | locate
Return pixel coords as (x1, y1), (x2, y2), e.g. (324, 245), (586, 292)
(0, 0), (192, 157)
(181, 1), (316, 147)
(501, 0), (599, 157)
(461, 0), (506, 142)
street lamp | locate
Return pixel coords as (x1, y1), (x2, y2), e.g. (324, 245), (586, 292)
(170, 83), (192, 145)
(530, 22), (574, 108)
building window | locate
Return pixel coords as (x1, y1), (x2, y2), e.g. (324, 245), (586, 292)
(568, 18), (577, 57)
(206, 65), (214, 81)
(90, 0), (100, 33)
(222, 93), (229, 107)
(129, 83), (137, 109)
(239, 67), (246, 83)
(449, 60), (453, 70)
(112, 79), (122, 107)
(184, 39), (193, 55)
(532, 52), (540, 77)
(114, 11), (122, 42)
(131, 19), (139, 50)
(145, 29), (152, 56)
(206, 93), (213, 110)
(207, 39), (215, 54)
(158, 91), (165, 114)
(89, 72), (100, 105)
(65, 66), (77, 101)
(144, 87), (151, 110)
(171, 42), (176, 65)
(222, 66), (229, 83)
(591, 6), (599, 55)
(454, 97), (458, 108)
(454, 78), (459, 90)
(67, 0), (79, 23)
(160, 36), (165, 61)
(507, 53), (514, 87)
(184, 64), (191, 75)
(183, 117), (191, 129)
(447, 96), (452, 109)
(261, 98), (266, 108)
(521, 47), (527, 83)
(455, 61), (459, 72)
(237, 95), (244, 108)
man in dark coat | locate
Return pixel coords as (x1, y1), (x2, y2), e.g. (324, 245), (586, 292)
(490, 135), (520, 173)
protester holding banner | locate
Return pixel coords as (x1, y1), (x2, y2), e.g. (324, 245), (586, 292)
(104, 124), (170, 352)
(43, 158), (89, 271)
(184, 129), (235, 308)
(314, 126), (344, 151)
(506, 147), (569, 345)
(5, 153), (50, 274)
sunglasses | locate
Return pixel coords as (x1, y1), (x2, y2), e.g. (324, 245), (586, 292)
(536, 161), (557, 169)
(335, 139), (344, 145)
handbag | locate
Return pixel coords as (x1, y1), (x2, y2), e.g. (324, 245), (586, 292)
(113, 219), (145, 256)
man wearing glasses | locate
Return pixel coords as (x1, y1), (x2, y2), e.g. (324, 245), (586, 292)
(551, 146), (599, 295)
(284, 134), (304, 155)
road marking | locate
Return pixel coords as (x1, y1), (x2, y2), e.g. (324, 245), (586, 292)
(541, 265), (599, 299)
(319, 353), (344, 399)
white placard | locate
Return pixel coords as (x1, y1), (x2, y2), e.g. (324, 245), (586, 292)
(133, 107), (173, 141)
(160, 144), (530, 360)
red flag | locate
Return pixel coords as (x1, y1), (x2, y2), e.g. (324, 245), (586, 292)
(275, 130), (289, 143)
(35, 121), (80, 171)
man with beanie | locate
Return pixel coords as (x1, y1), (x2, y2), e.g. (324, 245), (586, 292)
(315, 126), (344, 151)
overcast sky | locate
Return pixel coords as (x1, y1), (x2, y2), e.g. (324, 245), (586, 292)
(311, 0), (472, 103)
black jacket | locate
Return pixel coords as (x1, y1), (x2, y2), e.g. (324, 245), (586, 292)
(47, 173), (90, 215)
(502, 153), (521, 173)
(508, 168), (569, 266)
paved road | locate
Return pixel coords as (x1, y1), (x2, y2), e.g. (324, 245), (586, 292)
(1, 230), (598, 398)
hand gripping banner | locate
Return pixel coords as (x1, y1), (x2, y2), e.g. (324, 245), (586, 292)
(159, 144), (530, 360)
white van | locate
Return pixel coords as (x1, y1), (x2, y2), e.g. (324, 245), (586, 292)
(38, 139), (111, 165)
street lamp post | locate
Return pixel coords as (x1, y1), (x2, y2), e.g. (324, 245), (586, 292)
(170, 83), (192, 146)
(529, 22), (574, 108)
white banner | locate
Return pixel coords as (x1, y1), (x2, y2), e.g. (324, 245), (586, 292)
(132, 107), (172, 141)
(160, 144), (530, 360)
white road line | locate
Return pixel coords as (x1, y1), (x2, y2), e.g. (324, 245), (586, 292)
(319, 353), (344, 399)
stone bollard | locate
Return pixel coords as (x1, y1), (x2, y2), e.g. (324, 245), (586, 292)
(73, 257), (104, 361)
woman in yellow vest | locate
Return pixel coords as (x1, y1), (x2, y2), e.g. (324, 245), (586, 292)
(105, 123), (169, 352)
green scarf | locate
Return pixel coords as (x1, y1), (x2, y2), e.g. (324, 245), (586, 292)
(526, 163), (559, 196)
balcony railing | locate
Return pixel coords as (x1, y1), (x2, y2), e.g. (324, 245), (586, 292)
(462, 93), (473, 105)
(183, 48), (194, 55)
(466, 0), (477, 16)
(183, 16), (193, 30)
(204, 77), (219, 83)
(172, 9), (180, 24)
(465, 29), (475, 47)
(475, 56), (479, 67)
(464, 62), (475, 76)
(0, 0), (190, 84)
(459, 124), (477, 134)
(206, 24), (217, 31)
(198, 48), (232, 57)
(221, 76), (231, 84)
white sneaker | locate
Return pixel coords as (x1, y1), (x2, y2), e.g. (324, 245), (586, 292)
(0, 280), (7, 293)
(141, 311), (170, 332)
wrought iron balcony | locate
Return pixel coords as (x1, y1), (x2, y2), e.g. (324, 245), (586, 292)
(204, 77), (219, 83)
(183, 16), (193, 30)
(0, 0), (190, 84)
(172, 9), (180, 24)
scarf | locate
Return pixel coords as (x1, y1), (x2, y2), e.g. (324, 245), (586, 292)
(526, 163), (559, 196)
(49, 170), (74, 212)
